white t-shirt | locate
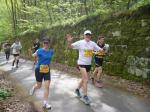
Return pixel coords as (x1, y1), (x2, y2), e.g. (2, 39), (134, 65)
(72, 39), (102, 65)
(11, 42), (22, 54)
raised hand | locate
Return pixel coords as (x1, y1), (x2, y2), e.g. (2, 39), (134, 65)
(66, 34), (73, 42)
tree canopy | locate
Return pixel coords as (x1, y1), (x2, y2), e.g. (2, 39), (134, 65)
(0, 0), (150, 40)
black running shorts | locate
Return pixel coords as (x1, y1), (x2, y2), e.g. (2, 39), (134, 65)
(35, 68), (51, 82)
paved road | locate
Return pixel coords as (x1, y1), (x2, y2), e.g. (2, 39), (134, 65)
(0, 53), (150, 112)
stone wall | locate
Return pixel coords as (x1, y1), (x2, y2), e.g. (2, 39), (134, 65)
(20, 4), (150, 82)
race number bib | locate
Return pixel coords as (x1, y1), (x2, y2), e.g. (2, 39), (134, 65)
(84, 49), (93, 57)
(40, 65), (49, 73)
(98, 51), (105, 56)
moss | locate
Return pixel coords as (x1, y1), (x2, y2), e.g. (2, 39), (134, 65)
(18, 5), (150, 83)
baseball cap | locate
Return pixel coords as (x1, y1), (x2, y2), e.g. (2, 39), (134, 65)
(84, 30), (92, 35)
(42, 37), (50, 43)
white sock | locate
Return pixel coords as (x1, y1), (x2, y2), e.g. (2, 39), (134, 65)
(43, 100), (47, 105)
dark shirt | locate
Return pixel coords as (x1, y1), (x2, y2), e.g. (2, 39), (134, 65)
(95, 43), (105, 58)
(33, 42), (40, 52)
(4, 43), (11, 52)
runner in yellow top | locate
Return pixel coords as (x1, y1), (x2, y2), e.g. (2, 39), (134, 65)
(92, 36), (109, 87)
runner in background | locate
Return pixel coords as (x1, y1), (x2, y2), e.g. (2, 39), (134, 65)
(32, 38), (40, 64)
(92, 36), (109, 87)
(3, 40), (11, 62)
(11, 39), (22, 68)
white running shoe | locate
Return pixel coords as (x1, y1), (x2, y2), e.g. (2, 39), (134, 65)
(29, 87), (35, 96)
(12, 66), (14, 69)
(43, 103), (52, 109)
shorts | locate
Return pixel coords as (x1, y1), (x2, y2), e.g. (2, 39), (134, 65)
(94, 56), (103, 67)
(5, 50), (10, 54)
(78, 65), (91, 72)
(35, 68), (51, 82)
(13, 54), (19, 57)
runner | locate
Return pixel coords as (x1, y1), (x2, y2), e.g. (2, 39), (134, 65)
(92, 36), (109, 87)
(3, 40), (11, 62)
(29, 37), (54, 109)
(11, 39), (22, 68)
(32, 38), (40, 53)
(32, 38), (40, 64)
(66, 30), (103, 104)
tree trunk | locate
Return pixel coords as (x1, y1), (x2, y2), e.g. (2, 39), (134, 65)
(83, 0), (88, 15)
(46, 0), (53, 24)
(127, 0), (131, 10)
(10, 0), (17, 36)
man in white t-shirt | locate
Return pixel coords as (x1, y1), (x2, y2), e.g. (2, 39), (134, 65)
(66, 30), (103, 104)
(11, 39), (22, 68)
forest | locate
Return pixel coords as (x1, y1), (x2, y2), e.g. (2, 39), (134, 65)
(0, 0), (150, 40)
(0, 0), (150, 83)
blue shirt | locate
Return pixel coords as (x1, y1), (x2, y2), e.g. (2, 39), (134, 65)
(36, 48), (54, 69)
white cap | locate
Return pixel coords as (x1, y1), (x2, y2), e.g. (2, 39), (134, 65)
(84, 30), (92, 35)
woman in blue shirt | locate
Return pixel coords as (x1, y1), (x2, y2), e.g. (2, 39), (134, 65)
(29, 37), (54, 109)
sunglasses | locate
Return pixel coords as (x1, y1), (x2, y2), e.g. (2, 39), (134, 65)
(43, 42), (49, 44)
(85, 34), (92, 36)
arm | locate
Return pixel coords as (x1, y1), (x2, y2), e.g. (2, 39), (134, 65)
(66, 34), (74, 48)
(19, 42), (22, 49)
(103, 44), (109, 54)
(93, 42), (103, 52)
(32, 51), (37, 58)
(66, 34), (81, 49)
(11, 43), (14, 48)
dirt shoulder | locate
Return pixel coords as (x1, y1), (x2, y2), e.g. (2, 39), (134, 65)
(0, 70), (41, 112)
(51, 62), (150, 99)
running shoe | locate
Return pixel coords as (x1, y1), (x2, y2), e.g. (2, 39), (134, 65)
(75, 89), (81, 98)
(82, 96), (91, 105)
(29, 87), (35, 96)
(95, 81), (103, 88)
(43, 103), (51, 109)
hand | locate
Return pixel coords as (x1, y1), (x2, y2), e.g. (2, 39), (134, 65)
(93, 51), (98, 54)
(66, 34), (73, 42)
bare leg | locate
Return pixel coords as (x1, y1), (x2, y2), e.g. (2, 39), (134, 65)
(96, 66), (103, 81)
(79, 67), (89, 96)
(44, 80), (50, 101)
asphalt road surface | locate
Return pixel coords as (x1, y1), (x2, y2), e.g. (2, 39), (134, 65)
(0, 53), (150, 112)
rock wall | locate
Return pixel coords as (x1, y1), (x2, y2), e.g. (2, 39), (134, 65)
(20, 4), (150, 82)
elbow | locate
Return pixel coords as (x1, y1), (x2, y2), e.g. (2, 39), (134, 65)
(32, 54), (35, 57)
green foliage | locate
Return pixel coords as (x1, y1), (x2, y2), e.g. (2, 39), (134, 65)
(1, 0), (150, 39)
(0, 0), (12, 40)
(0, 89), (12, 100)
(0, 0), (150, 83)
(21, 4), (150, 83)
(131, 0), (150, 10)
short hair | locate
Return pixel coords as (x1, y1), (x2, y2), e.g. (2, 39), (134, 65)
(98, 36), (105, 40)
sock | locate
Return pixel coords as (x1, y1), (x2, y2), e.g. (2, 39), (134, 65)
(16, 60), (19, 65)
(12, 60), (15, 66)
(43, 100), (47, 105)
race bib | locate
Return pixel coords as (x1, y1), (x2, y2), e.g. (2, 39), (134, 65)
(98, 51), (105, 56)
(40, 65), (49, 73)
(84, 49), (93, 57)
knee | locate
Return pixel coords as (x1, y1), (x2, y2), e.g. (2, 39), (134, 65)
(36, 85), (41, 89)
(98, 67), (102, 71)
(83, 78), (88, 83)
(45, 86), (50, 90)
